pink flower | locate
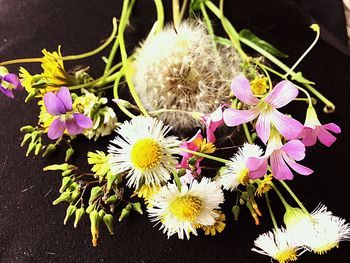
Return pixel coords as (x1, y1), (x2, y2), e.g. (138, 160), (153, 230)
(44, 87), (93, 140)
(300, 106), (341, 147)
(0, 70), (23, 98)
(180, 169), (196, 185)
(179, 130), (203, 173)
(247, 130), (313, 180)
(201, 106), (224, 143)
(223, 75), (303, 144)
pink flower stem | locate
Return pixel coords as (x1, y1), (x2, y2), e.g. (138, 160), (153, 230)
(265, 192), (278, 230)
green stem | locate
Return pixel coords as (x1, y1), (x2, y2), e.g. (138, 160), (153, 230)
(172, 171), (182, 191)
(304, 83), (335, 113)
(265, 192), (278, 230)
(154, 0), (165, 33)
(271, 183), (291, 210)
(242, 123), (253, 144)
(179, 0), (189, 22)
(200, 2), (217, 51)
(179, 148), (229, 164)
(279, 180), (310, 216)
(113, 69), (136, 119)
(118, 0), (149, 116)
(172, 0), (181, 28)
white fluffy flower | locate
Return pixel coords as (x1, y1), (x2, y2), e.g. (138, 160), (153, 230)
(148, 178), (224, 240)
(252, 228), (305, 263)
(108, 116), (180, 189)
(133, 20), (241, 129)
(218, 143), (264, 190)
(285, 204), (350, 255)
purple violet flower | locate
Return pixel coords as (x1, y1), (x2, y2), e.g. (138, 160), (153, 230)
(44, 87), (93, 140)
(0, 72), (23, 98)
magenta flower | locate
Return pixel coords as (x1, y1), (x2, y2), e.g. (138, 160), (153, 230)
(300, 106), (341, 147)
(179, 129), (203, 173)
(0, 72), (23, 98)
(223, 75), (303, 144)
(201, 106), (224, 143)
(247, 130), (313, 180)
(44, 87), (93, 140)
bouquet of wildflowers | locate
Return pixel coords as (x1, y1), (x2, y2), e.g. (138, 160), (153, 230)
(1, 0), (349, 262)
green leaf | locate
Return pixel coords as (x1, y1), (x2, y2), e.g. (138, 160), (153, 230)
(239, 29), (288, 58)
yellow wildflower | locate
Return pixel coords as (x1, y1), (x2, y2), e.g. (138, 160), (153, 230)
(136, 184), (160, 207)
(202, 210), (226, 236)
(38, 99), (55, 132)
(198, 138), (216, 154)
(250, 77), (269, 95)
(255, 175), (273, 197)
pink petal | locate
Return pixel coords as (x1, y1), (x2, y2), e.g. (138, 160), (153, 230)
(247, 157), (268, 179)
(272, 109), (303, 140)
(0, 87), (14, 98)
(57, 87), (72, 111)
(256, 111), (271, 144)
(283, 154), (313, 176)
(270, 151), (294, 180)
(223, 108), (258, 127)
(206, 128), (216, 143)
(301, 128), (318, 147)
(264, 80), (298, 108)
(281, 140), (305, 161)
(323, 123), (341, 134)
(318, 127), (337, 147)
(44, 92), (66, 116)
(74, 113), (93, 129)
(210, 106), (223, 123)
(230, 75), (259, 105)
(48, 118), (66, 140)
(66, 119), (83, 135)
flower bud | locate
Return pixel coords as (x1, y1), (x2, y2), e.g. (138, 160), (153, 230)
(70, 189), (81, 203)
(283, 206), (306, 227)
(74, 207), (85, 228)
(65, 148), (75, 162)
(106, 173), (119, 192)
(52, 191), (71, 205)
(20, 125), (35, 133)
(21, 133), (32, 147)
(86, 204), (95, 214)
(26, 142), (36, 156)
(119, 207), (130, 222)
(98, 210), (106, 220)
(61, 170), (72, 177)
(42, 144), (57, 157)
(103, 214), (114, 235)
(132, 202), (143, 215)
(44, 163), (70, 171)
(89, 210), (99, 247)
(177, 168), (187, 177)
(104, 195), (118, 204)
(89, 186), (103, 205)
(232, 205), (240, 221)
(34, 143), (42, 156)
(59, 177), (72, 193)
(64, 205), (77, 225)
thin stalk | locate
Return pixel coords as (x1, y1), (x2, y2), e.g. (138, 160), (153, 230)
(172, 171), (182, 191)
(271, 183), (290, 210)
(179, 0), (189, 22)
(154, 0), (165, 33)
(243, 123), (253, 144)
(265, 192), (278, 230)
(200, 2), (217, 51)
(179, 148), (229, 164)
(172, 0), (181, 28)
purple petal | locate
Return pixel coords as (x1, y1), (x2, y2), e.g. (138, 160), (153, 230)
(223, 108), (258, 127)
(44, 92), (66, 116)
(4, 73), (23, 91)
(264, 80), (298, 108)
(66, 119), (84, 135)
(318, 127), (337, 147)
(281, 140), (305, 161)
(230, 75), (260, 105)
(301, 128), (318, 147)
(255, 111), (271, 144)
(48, 118), (66, 140)
(272, 109), (303, 140)
(56, 87), (72, 111)
(247, 156), (268, 179)
(0, 86), (14, 98)
(74, 113), (93, 129)
(283, 154), (313, 176)
(323, 123), (341, 134)
(270, 151), (294, 180)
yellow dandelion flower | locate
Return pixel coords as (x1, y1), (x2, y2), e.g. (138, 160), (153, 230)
(202, 210), (226, 236)
(250, 77), (268, 95)
(198, 139), (216, 154)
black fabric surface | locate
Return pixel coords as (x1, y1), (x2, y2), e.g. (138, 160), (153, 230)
(1, 0), (350, 262)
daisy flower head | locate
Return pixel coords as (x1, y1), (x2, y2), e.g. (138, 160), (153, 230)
(147, 178), (224, 240)
(219, 143), (266, 191)
(108, 116), (181, 189)
(252, 227), (306, 263)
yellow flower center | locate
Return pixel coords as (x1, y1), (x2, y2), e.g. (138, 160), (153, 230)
(170, 195), (203, 221)
(313, 242), (339, 255)
(60, 112), (74, 122)
(238, 168), (250, 185)
(251, 77), (268, 95)
(275, 249), (298, 263)
(130, 138), (163, 171)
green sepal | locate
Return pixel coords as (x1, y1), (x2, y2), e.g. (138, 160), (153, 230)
(247, 184), (256, 196)
(61, 170), (72, 177)
(52, 191), (71, 205)
(26, 142), (36, 156)
(44, 163), (70, 171)
(20, 125), (35, 133)
(89, 210), (100, 247)
(118, 207), (130, 222)
(74, 207), (85, 228)
(106, 173), (119, 192)
(89, 186), (103, 205)
(232, 205), (240, 221)
(177, 168), (187, 177)
(71, 189), (81, 203)
(65, 148), (75, 162)
(34, 143), (42, 156)
(104, 195), (118, 204)
(42, 144), (57, 157)
(103, 214), (114, 235)
(98, 209), (106, 220)
(64, 205), (77, 225)
(21, 133), (32, 147)
(86, 204), (95, 214)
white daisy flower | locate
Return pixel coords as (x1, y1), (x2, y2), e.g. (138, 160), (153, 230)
(218, 143), (264, 191)
(252, 228), (306, 263)
(108, 116), (180, 189)
(284, 204), (350, 255)
(147, 178), (224, 240)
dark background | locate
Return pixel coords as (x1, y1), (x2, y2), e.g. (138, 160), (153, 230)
(1, 0), (350, 262)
